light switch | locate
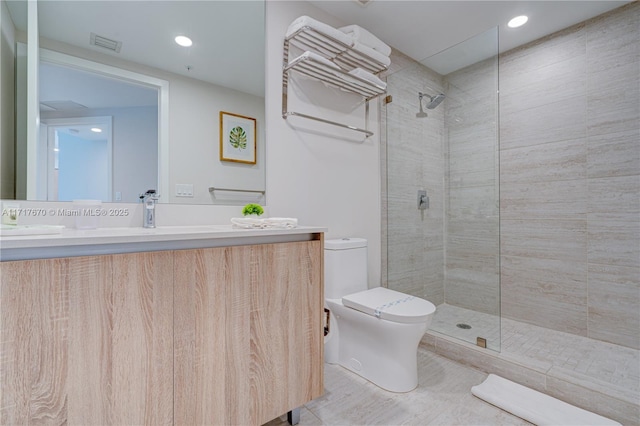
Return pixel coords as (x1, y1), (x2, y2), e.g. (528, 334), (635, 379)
(176, 184), (194, 197)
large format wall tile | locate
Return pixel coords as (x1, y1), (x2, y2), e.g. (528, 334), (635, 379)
(587, 129), (640, 178)
(497, 3), (639, 348)
(500, 55), (586, 113)
(500, 138), (586, 184)
(588, 220), (640, 268)
(588, 175), (640, 221)
(500, 179), (587, 220)
(588, 263), (640, 349)
(501, 255), (588, 336)
(501, 219), (586, 263)
(500, 95), (586, 150)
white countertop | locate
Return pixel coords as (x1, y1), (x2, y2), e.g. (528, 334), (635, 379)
(0, 225), (327, 261)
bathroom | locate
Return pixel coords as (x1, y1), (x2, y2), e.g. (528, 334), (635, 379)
(1, 0), (638, 425)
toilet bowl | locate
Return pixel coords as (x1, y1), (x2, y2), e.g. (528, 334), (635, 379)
(324, 238), (436, 393)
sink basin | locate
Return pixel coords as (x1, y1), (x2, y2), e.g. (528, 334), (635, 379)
(0, 224), (66, 236)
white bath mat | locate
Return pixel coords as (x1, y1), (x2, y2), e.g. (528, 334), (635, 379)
(471, 374), (621, 426)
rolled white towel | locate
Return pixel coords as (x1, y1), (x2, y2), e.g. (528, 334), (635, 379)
(263, 217), (298, 229)
(350, 42), (391, 68)
(286, 15), (354, 48)
(348, 67), (387, 89)
(289, 51), (340, 70)
(339, 24), (391, 57)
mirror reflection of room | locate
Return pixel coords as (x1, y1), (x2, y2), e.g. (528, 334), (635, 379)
(2, 0), (266, 205)
(40, 62), (158, 203)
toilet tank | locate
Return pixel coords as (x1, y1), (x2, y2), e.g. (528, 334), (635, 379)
(324, 238), (368, 299)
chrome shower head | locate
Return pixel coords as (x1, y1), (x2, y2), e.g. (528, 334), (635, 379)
(418, 91), (446, 115)
(426, 93), (445, 109)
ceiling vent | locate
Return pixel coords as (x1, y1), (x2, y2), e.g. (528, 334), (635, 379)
(90, 33), (122, 53)
(40, 100), (88, 111)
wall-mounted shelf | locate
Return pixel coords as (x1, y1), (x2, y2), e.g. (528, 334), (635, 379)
(284, 54), (386, 100)
(282, 25), (388, 137)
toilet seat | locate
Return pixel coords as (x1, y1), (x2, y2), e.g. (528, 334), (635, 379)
(342, 287), (436, 324)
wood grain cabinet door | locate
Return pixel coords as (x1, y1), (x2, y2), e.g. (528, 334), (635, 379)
(174, 241), (324, 426)
(1, 252), (173, 425)
(249, 241), (324, 425)
(173, 245), (253, 426)
(2, 240), (322, 426)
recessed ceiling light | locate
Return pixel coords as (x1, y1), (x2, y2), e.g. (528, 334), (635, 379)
(91, 127), (102, 133)
(508, 15), (528, 28)
(175, 35), (193, 47)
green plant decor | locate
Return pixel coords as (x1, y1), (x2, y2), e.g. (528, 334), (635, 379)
(242, 203), (264, 216)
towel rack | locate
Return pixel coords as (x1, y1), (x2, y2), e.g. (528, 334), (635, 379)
(282, 26), (388, 137)
(209, 187), (265, 194)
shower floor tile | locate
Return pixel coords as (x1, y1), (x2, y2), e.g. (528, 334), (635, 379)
(429, 303), (640, 396)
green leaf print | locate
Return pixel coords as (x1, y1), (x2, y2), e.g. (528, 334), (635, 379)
(229, 126), (247, 149)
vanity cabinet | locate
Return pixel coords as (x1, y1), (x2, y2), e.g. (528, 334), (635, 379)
(1, 240), (324, 425)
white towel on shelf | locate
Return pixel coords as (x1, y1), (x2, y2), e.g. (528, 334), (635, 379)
(349, 42), (391, 68)
(286, 15), (354, 48)
(348, 68), (387, 89)
(289, 51), (340, 70)
(339, 24), (391, 57)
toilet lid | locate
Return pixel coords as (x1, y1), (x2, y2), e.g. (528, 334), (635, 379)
(342, 287), (436, 324)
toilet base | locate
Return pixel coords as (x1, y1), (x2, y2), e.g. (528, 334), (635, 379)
(325, 299), (430, 393)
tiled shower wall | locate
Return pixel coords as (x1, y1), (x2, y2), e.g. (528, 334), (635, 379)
(383, 51), (445, 305)
(443, 55), (500, 316)
(384, 2), (638, 350)
(499, 3), (639, 349)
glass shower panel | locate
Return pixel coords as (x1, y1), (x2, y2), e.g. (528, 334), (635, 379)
(385, 27), (500, 351)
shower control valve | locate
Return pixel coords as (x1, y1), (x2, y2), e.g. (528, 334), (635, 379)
(418, 190), (429, 210)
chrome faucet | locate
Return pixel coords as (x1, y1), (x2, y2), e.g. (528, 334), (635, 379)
(139, 189), (159, 228)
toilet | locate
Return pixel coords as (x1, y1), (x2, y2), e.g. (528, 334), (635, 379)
(324, 237), (436, 393)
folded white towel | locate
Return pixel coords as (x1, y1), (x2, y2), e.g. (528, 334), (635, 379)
(231, 217), (264, 229)
(339, 24), (391, 57)
(286, 15), (354, 48)
(289, 51), (340, 70)
(348, 68), (387, 89)
(230, 217), (299, 230)
(263, 217), (298, 229)
(350, 42), (391, 68)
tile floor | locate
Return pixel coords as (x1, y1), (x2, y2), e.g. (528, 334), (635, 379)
(266, 303), (639, 426)
(265, 347), (533, 426)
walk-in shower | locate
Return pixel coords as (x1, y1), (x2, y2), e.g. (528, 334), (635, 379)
(384, 27), (500, 350)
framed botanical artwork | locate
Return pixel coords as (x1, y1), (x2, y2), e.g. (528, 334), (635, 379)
(219, 111), (257, 164)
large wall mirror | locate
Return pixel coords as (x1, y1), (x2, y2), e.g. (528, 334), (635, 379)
(1, 0), (265, 205)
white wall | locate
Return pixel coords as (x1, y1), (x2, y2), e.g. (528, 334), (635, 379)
(265, 1), (382, 288)
(169, 76), (265, 205)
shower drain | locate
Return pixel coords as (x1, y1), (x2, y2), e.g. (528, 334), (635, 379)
(456, 323), (472, 329)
